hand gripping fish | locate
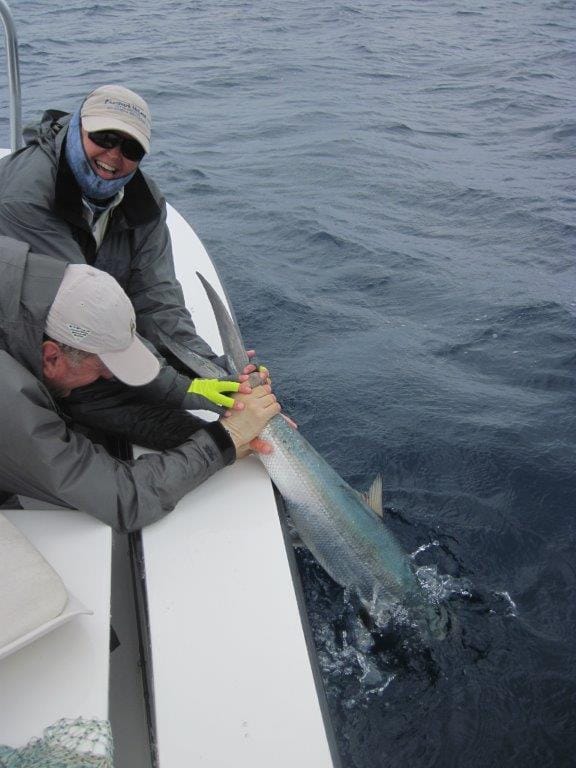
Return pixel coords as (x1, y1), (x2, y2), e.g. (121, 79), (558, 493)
(197, 273), (446, 639)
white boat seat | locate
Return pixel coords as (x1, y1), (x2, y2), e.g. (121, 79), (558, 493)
(0, 512), (67, 655)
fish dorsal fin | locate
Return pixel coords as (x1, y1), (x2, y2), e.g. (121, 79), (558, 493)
(363, 474), (384, 518)
(196, 272), (249, 375)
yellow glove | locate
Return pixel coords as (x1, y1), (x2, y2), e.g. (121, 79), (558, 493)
(185, 378), (241, 409)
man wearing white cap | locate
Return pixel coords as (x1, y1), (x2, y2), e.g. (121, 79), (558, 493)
(0, 236), (280, 530)
(43, 262), (161, 396)
(0, 84), (262, 449)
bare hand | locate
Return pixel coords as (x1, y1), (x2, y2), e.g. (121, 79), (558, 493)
(220, 384), (280, 459)
(238, 349), (270, 386)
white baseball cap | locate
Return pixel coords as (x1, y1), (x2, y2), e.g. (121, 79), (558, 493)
(81, 84), (151, 154)
(46, 264), (160, 387)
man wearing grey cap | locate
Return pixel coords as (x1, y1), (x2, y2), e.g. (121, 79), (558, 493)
(0, 84), (261, 449)
(0, 236), (280, 531)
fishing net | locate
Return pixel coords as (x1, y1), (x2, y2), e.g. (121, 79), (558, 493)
(0, 717), (113, 768)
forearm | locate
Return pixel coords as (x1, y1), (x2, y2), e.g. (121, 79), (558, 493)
(0, 377), (236, 532)
(61, 374), (191, 444)
(128, 205), (223, 368)
(111, 422), (235, 531)
(0, 414), (235, 533)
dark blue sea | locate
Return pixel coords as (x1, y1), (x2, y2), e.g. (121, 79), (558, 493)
(3, 1), (575, 766)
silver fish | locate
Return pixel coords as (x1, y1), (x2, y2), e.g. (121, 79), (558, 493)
(197, 273), (445, 637)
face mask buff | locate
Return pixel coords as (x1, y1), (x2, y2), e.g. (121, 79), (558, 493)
(64, 108), (136, 200)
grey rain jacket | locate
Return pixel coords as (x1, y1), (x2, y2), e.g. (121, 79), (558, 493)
(0, 110), (228, 440)
(0, 236), (235, 531)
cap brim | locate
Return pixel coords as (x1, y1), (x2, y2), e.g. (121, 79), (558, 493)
(99, 336), (160, 386)
(82, 114), (150, 154)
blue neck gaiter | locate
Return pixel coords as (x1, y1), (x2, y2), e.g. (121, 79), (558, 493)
(64, 108), (136, 201)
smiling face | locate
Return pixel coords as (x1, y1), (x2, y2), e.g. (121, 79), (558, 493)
(81, 128), (140, 180)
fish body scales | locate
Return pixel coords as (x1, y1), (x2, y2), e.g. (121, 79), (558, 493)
(259, 416), (420, 606)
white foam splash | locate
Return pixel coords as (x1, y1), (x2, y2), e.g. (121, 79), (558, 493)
(493, 590), (518, 616)
(410, 540), (440, 559)
(416, 564), (474, 602)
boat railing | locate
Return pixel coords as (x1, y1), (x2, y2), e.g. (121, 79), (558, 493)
(0, 0), (22, 151)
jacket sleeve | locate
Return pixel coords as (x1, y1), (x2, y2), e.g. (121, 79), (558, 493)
(0, 145), (84, 260)
(127, 196), (224, 363)
(0, 198), (84, 263)
(61, 378), (216, 451)
(0, 367), (236, 533)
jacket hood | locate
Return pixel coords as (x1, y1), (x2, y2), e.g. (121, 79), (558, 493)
(22, 109), (70, 164)
(0, 236), (68, 378)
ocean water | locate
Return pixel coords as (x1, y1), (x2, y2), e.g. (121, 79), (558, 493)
(3, 1), (575, 766)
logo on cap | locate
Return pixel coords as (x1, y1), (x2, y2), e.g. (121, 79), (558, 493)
(67, 323), (91, 339)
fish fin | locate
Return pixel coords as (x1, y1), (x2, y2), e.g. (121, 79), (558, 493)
(196, 272), (250, 374)
(363, 474), (384, 518)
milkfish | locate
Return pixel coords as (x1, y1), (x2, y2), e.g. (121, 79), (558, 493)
(197, 273), (446, 639)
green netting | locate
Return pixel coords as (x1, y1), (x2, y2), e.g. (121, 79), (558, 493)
(0, 717), (113, 768)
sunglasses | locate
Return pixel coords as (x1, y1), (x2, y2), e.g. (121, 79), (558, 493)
(87, 130), (146, 162)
